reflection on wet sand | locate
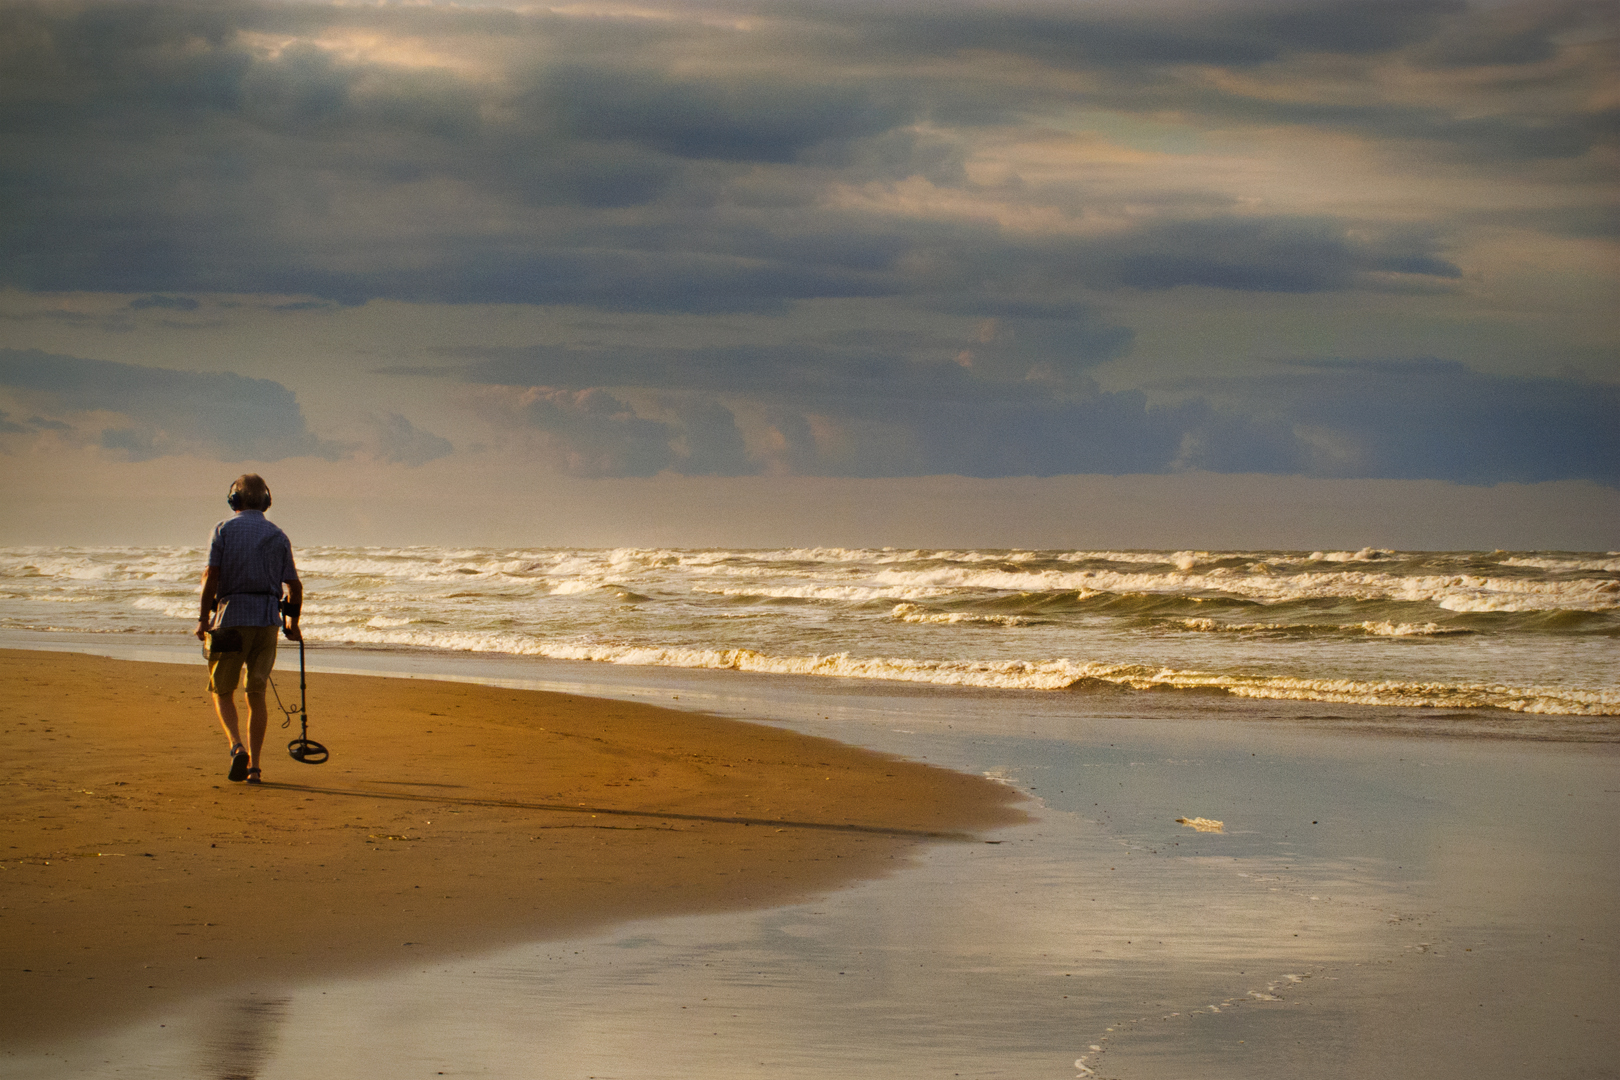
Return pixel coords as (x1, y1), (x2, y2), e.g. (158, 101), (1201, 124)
(201, 996), (288, 1080)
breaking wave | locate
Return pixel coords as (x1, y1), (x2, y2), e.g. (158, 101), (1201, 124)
(287, 623), (1620, 717)
(4, 544), (1616, 725)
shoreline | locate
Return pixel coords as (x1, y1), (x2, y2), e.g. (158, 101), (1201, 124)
(0, 648), (1028, 1047)
(1, 629), (1612, 744)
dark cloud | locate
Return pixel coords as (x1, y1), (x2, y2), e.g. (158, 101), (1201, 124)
(546, 66), (909, 164)
(0, 0), (1612, 492)
(0, 348), (342, 462)
(1254, 360), (1620, 485)
(1413, 0), (1596, 68)
(448, 358), (1615, 484)
(1201, 95), (1610, 164)
(465, 382), (1301, 479)
(1165, 361), (1620, 486)
(1083, 217), (1461, 292)
(849, 0), (1467, 69)
(851, 1), (1612, 162)
(439, 326), (1126, 403)
(723, 389), (1303, 478)
(445, 343), (964, 399)
(270, 299), (340, 312)
(657, 395), (756, 476)
(0, 0), (1601, 314)
(128, 294), (199, 311)
(385, 250), (898, 313)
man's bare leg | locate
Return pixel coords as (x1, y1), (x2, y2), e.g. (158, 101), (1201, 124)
(245, 690), (268, 770)
(213, 692), (245, 755)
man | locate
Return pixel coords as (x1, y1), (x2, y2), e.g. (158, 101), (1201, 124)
(195, 474), (302, 784)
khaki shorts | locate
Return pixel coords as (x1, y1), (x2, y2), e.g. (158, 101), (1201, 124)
(205, 624), (280, 694)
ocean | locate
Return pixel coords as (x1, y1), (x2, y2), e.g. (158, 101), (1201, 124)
(3, 545), (1615, 733)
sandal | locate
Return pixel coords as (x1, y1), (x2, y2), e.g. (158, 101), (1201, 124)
(228, 744), (249, 782)
(245, 767), (262, 785)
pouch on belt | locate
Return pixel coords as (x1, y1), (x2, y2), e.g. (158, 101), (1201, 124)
(204, 627), (243, 657)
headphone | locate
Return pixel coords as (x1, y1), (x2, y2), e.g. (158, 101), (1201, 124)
(226, 479), (271, 511)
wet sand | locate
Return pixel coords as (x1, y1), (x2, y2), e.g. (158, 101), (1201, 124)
(0, 649), (1027, 1047)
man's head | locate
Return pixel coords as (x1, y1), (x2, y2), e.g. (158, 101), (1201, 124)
(227, 474), (272, 512)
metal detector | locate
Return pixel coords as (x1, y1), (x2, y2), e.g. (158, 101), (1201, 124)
(271, 633), (329, 765)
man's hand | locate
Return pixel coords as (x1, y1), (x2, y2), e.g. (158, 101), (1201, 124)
(197, 565), (218, 641)
(281, 578), (304, 641)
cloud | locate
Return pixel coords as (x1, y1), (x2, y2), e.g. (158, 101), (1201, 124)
(127, 294), (199, 311)
(848, 0), (1468, 68)
(0, 0), (1605, 313)
(0, 1), (1612, 493)
(439, 355), (1616, 485)
(546, 65), (910, 164)
(1414, 0), (1594, 68)
(445, 342), (979, 401)
(1166, 360), (1620, 486)
(1253, 359), (1620, 485)
(457, 381), (1296, 479)
(369, 412), (452, 467)
(473, 386), (754, 478)
(0, 348), (342, 462)
(1095, 218), (1460, 292)
(437, 299), (1134, 401)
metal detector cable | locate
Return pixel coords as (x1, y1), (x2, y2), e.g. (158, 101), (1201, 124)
(266, 635), (329, 764)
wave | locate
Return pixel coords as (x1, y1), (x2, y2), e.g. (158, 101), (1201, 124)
(0, 622), (174, 635)
(1308, 547), (1398, 563)
(860, 565), (1616, 613)
(1500, 555), (1620, 573)
(8, 545), (1616, 611)
(1170, 617), (1473, 638)
(4, 545), (1614, 724)
(268, 622), (1618, 717)
(693, 584), (958, 603)
(0, 547), (199, 578)
(130, 596), (199, 619)
(889, 602), (1033, 627)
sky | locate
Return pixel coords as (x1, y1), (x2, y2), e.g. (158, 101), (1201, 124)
(0, 0), (1616, 550)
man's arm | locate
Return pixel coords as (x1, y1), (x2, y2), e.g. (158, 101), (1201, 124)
(195, 565), (219, 641)
(282, 578), (303, 641)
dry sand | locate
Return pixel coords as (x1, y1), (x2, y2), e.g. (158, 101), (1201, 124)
(0, 649), (1026, 1046)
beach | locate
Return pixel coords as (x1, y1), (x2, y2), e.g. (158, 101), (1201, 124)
(5, 0), (1616, 1071)
(0, 648), (1025, 1048)
(1, 641), (1616, 1078)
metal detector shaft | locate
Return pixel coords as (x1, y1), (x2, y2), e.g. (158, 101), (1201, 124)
(287, 631), (329, 764)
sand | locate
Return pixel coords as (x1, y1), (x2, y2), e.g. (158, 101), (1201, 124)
(0, 649), (1027, 1047)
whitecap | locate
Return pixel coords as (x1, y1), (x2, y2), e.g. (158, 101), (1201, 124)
(889, 603), (1032, 627)
(1499, 555), (1620, 573)
(1358, 621), (1470, 637)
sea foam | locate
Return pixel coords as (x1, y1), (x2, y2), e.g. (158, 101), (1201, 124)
(4, 544), (1615, 723)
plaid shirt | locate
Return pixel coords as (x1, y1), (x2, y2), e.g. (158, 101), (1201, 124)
(207, 510), (299, 628)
